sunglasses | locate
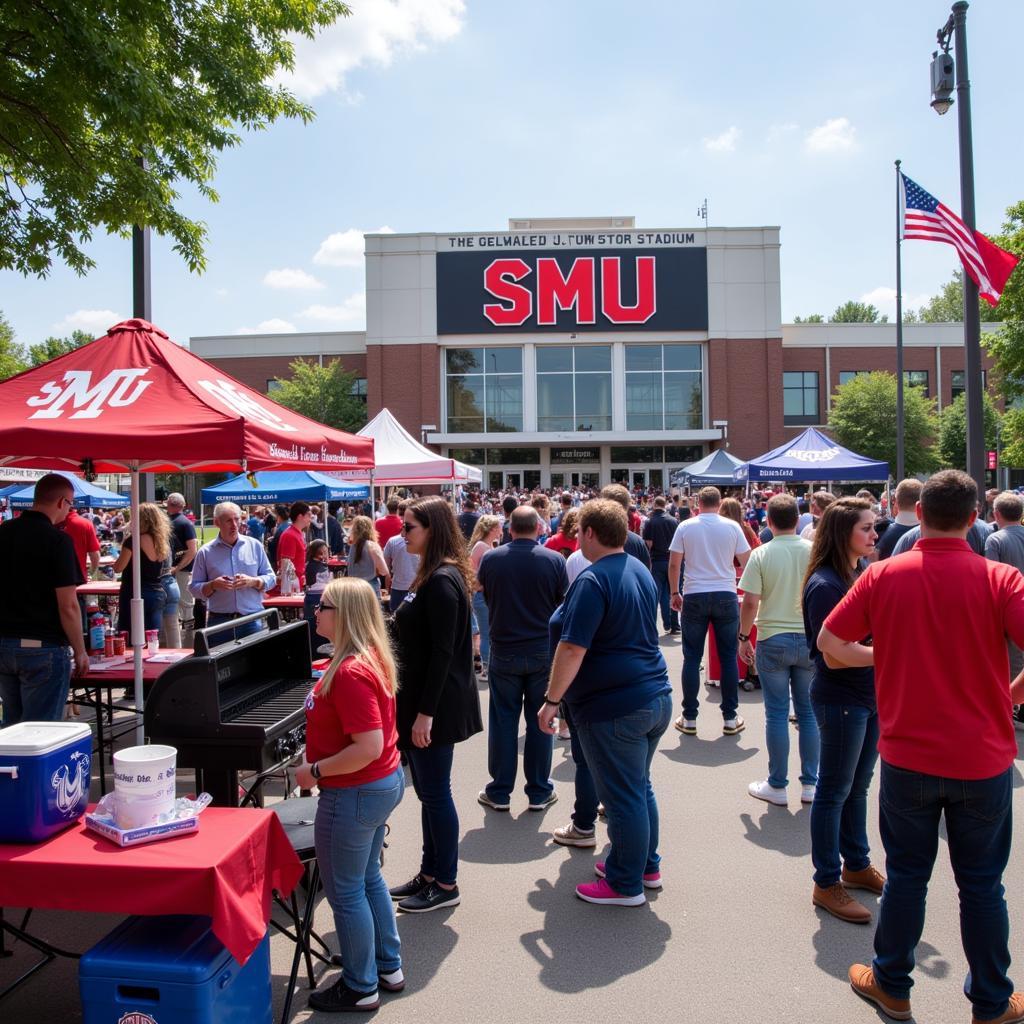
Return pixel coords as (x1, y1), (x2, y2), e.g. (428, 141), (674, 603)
(401, 521), (421, 533)
(59, 496), (73, 509)
(315, 603), (335, 613)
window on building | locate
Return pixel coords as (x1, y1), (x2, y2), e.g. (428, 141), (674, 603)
(447, 448), (486, 466)
(783, 371), (819, 425)
(665, 445), (704, 464)
(445, 348), (523, 433)
(838, 370), (868, 387)
(484, 448), (541, 465)
(610, 446), (663, 463)
(350, 377), (367, 401)
(266, 379), (283, 393)
(536, 346), (612, 431)
(904, 370), (929, 397)
(951, 370), (986, 401)
(624, 344), (702, 431)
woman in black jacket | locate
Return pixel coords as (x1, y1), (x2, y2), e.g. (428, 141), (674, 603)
(389, 495), (482, 913)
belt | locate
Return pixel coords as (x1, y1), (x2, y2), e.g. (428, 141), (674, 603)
(0, 637), (68, 649)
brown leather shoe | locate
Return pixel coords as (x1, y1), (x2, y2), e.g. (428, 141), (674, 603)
(973, 992), (1024, 1024)
(842, 864), (886, 895)
(813, 883), (872, 924)
(848, 965), (912, 1020)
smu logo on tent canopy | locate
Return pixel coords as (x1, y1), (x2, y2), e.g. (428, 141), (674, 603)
(27, 369), (153, 419)
(197, 379), (298, 433)
(785, 446), (841, 463)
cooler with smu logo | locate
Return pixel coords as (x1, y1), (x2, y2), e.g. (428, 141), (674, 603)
(78, 915), (271, 1024)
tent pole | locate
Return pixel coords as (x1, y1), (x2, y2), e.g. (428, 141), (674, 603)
(130, 465), (145, 745)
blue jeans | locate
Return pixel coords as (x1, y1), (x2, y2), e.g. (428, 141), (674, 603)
(472, 592), (490, 663)
(754, 632), (818, 789)
(681, 591), (739, 720)
(160, 574), (180, 619)
(810, 702), (879, 887)
(314, 768), (405, 993)
(388, 589), (408, 613)
(0, 639), (72, 726)
(405, 743), (459, 886)
(205, 611), (265, 642)
(562, 702), (599, 832)
(872, 761), (1014, 1019)
(118, 582), (166, 633)
(484, 645), (553, 805)
(575, 692), (673, 897)
(649, 560), (679, 632)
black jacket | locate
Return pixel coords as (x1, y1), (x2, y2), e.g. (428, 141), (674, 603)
(394, 565), (482, 750)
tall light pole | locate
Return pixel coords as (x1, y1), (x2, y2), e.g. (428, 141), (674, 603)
(931, 1), (985, 496)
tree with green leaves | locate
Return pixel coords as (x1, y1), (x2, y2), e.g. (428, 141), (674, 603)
(830, 301), (888, 324)
(27, 329), (93, 366)
(271, 359), (367, 434)
(828, 371), (937, 477)
(0, 1), (349, 277)
(793, 313), (824, 323)
(912, 269), (1002, 323)
(0, 312), (27, 380)
(936, 392), (1001, 470)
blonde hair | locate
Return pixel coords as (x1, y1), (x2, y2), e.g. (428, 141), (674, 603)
(137, 502), (171, 562)
(318, 578), (399, 698)
(468, 514), (501, 549)
(349, 515), (377, 564)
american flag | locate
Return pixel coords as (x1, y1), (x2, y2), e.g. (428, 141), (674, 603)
(900, 172), (1019, 307)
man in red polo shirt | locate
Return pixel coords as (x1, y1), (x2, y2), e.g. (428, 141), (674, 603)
(276, 501), (311, 587)
(59, 506), (101, 581)
(820, 469), (1024, 1024)
(375, 496), (403, 547)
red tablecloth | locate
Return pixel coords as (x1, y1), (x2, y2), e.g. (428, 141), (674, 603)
(0, 806), (302, 964)
(76, 580), (121, 596)
(86, 649), (192, 682)
(262, 594), (305, 608)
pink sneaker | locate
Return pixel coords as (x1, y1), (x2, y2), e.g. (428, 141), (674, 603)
(595, 861), (662, 890)
(575, 878), (645, 906)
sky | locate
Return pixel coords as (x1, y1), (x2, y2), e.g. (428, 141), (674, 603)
(2, 0), (1023, 351)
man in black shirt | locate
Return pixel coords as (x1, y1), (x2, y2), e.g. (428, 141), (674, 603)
(456, 499), (480, 542)
(643, 496), (680, 633)
(873, 478), (923, 561)
(166, 492), (198, 644)
(0, 473), (88, 725)
(600, 484), (652, 570)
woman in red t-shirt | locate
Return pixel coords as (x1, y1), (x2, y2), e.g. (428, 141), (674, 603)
(544, 507), (579, 558)
(295, 578), (405, 1013)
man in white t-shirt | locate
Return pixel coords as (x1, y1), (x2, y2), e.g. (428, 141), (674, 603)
(668, 486), (751, 737)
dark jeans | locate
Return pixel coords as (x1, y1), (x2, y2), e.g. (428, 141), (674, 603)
(562, 702), (599, 832)
(405, 743), (459, 886)
(484, 645), (553, 805)
(0, 638), (72, 726)
(681, 591), (739, 720)
(872, 760), (1014, 1020)
(575, 693), (673, 896)
(205, 611), (265, 642)
(809, 702), (879, 886)
(650, 559), (679, 632)
(117, 582), (166, 634)
(388, 589), (408, 613)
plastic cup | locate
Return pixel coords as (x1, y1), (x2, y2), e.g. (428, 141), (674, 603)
(145, 629), (159, 655)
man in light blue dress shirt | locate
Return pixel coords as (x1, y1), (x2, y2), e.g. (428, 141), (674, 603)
(189, 502), (277, 640)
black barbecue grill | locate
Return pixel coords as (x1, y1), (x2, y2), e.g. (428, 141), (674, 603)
(144, 609), (314, 806)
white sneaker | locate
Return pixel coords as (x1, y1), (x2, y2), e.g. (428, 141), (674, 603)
(801, 785), (816, 804)
(748, 779), (788, 806)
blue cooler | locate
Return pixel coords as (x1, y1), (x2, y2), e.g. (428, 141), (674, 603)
(0, 721), (92, 843)
(79, 915), (272, 1024)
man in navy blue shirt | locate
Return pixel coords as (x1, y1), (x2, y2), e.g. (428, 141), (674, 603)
(642, 495), (680, 634)
(477, 506), (567, 813)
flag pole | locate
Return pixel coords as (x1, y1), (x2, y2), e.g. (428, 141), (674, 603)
(895, 159), (905, 482)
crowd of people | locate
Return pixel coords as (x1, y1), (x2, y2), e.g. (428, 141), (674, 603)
(2, 470), (1024, 1022)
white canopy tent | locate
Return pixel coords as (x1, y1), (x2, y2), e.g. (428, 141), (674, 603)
(336, 408), (482, 487)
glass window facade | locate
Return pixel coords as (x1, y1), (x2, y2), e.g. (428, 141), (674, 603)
(784, 371), (819, 425)
(445, 347), (523, 433)
(951, 370), (986, 401)
(624, 344), (702, 431)
(537, 346), (612, 431)
(838, 370), (867, 386)
(905, 370), (929, 397)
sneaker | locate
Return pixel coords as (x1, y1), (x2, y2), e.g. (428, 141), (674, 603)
(308, 977), (380, 1012)
(748, 779), (788, 806)
(801, 784), (816, 804)
(377, 968), (405, 993)
(398, 881), (461, 914)
(552, 822), (597, 847)
(705, 678), (720, 688)
(848, 964), (911, 1019)
(575, 878), (645, 906)
(477, 789), (510, 811)
(813, 884), (872, 924)
(595, 860), (662, 890)
(528, 791), (558, 812)
(669, 627), (681, 635)
(973, 992), (1024, 1024)
(841, 864), (885, 895)
(388, 873), (430, 901)
(723, 716), (745, 736)
(674, 715), (697, 735)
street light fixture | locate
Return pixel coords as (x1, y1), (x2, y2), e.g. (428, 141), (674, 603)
(930, 46), (955, 115)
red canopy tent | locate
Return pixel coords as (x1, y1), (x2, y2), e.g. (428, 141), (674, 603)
(0, 318), (375, 741)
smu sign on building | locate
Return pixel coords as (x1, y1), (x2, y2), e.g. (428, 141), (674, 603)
(436, 232), (708, 334)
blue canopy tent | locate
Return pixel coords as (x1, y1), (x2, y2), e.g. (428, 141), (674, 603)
(733, 427), (889, 483)
(201, 471), (369, 505)
(9, 472), (129, 509)
(0, 483), (27, 500)
(670, 448), (746, 488)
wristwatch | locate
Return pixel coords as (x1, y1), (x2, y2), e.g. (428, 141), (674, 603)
(738, 632), (750, 643)
(310, 761), (322, 780)
(543, 696), (561, 707)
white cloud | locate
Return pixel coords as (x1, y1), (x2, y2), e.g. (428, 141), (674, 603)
(235, 318), (297, 335)
(859, 286), (932, 319)
(313, 226), (394, 267)
(804, 117), (857, 154)
(297, 293), (366, 325)
(262, 267), (325, 291)
(702, 126), (740, 153)
(281, 0), (466, 99)
(51, 309), (124, 337)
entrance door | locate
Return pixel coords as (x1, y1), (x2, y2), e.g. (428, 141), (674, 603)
(505, 472), (521, 490)
(632, 470), (647, 491)
(569, 469), (601, 489)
